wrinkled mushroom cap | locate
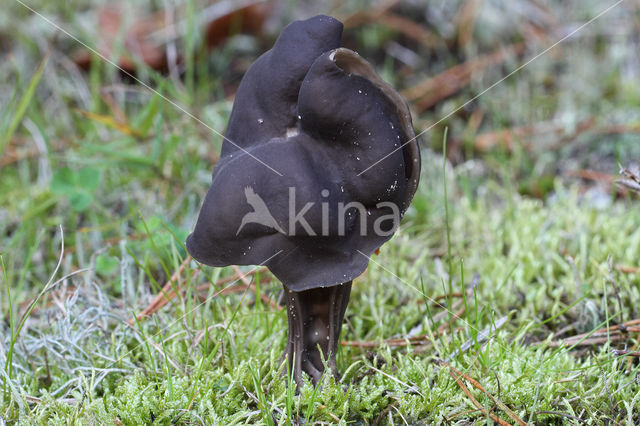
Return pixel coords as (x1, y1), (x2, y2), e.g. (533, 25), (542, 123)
(187, 15), (420, 291)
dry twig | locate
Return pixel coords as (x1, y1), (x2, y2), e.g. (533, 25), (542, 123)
(617, 163), (640, 194)
(616, 264), (639, 274)
(128, 261), (278, 326)
(474, 119), (640, 153)
(440, 360), (525, 425)
(375, 13), (440, 48)
(231, 265), (280, 310)
(612, 349), (640, 357)
(401, 43), (526, 112)
(543, 318), (640, 348)
(128, 256), (193, 324)
(342, 326), (466, 348)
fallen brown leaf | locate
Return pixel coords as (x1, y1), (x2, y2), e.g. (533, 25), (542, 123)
(73, 6), (168, 72)
(204, 2), (270, 48)
(341, 0), (403, 28)
(73, 1), (271, 72)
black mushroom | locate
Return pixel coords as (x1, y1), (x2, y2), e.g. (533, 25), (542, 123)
(187, 15), (420, 385)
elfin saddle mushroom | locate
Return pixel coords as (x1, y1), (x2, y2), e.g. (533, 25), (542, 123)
(187, 15), (420, 386)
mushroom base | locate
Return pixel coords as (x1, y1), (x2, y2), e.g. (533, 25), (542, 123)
(283, 281), (352, 386)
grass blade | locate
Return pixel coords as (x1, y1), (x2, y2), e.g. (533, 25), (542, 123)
(0, 56), (47, 157)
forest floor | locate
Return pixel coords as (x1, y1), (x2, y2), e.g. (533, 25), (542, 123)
(1, 0), (639, 423)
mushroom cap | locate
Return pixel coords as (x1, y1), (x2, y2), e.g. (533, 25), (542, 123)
(186, 15), (421, 291)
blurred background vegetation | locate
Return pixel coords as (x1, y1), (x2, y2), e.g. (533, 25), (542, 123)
(1, 0), (639, 423)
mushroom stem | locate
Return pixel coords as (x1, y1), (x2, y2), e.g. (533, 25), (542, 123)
(283, 281), (352, 386)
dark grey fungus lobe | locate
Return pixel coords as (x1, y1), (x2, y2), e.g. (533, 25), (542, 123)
(186, 15), (420, 385)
